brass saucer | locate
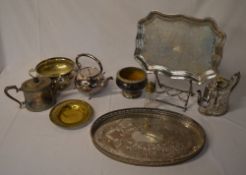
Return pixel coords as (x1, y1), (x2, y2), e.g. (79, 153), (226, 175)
(49, 99), (93, 128)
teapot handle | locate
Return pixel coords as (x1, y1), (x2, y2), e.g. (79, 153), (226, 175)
(4, 86), (25, 108)
(75, 53), (103, 79)
(230, 72), (241, 92)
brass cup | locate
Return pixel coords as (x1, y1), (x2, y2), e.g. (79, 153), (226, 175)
(116, 67), (147, 98)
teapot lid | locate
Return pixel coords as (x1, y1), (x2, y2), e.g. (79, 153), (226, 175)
(21, 77), (51, 92)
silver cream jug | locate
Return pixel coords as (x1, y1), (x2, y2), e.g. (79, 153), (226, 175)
(197, 72), (240, 116)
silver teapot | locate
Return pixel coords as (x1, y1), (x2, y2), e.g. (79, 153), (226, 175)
(197, 72), (240, 116)
(4, 77), (56, 112)
(74, 53), (112, 98)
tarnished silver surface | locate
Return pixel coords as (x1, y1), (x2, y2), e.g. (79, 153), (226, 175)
(134, 11), (226, 84)
(4, 77), (56, 112)
(91, 108), (206, 166)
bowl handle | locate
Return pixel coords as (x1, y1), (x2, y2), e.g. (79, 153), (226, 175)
(29, 68), (39, 78)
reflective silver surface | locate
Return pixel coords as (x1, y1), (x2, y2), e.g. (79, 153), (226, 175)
(135, 11), (226, 84)
(91, 108), (206, 166)
(75, 53), (112, 98)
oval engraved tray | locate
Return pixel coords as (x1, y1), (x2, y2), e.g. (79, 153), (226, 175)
(91, 108), (206, 166)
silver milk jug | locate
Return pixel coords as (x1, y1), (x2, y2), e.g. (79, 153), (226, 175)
(197, 72), (240, 116)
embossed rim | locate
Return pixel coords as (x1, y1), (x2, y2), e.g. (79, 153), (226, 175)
(91, 108), (206, 166)
(134, 11), (226, 84)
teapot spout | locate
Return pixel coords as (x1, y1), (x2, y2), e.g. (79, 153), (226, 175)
(88, 76), (113, 99)
(102, 76), (113, 87)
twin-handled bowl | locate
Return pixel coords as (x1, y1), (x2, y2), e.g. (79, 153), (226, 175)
(30, 57), (75, 91)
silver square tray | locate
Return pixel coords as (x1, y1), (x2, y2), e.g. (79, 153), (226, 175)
(134, 11), (226, 84)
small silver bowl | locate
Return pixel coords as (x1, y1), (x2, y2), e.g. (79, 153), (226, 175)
(116, 67), (147, 98)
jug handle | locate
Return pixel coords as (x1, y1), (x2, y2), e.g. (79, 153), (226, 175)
(230, 72), (241, 92)
(4, 86), (25, 108)
(75, 53), (103, 79)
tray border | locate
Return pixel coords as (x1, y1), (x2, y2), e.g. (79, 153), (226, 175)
(134, 11), (226, 84)
(91, 108), (206, 166)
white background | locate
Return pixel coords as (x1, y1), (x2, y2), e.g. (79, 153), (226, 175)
(0, 0), (246, 175)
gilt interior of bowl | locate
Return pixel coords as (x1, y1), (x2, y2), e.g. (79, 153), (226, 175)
(117, 67), (146, 84)
(36, 57), (75, 78)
